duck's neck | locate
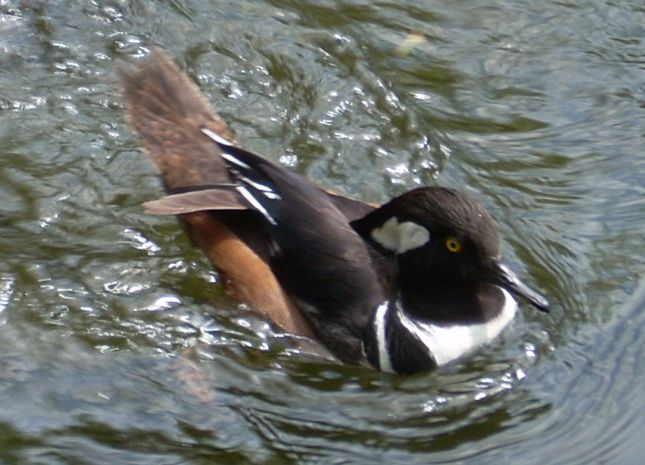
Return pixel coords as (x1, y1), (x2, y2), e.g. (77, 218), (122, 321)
(399, 280), (508, 324)
(364, 284), (517, 374)
(364, 300), (438, 374)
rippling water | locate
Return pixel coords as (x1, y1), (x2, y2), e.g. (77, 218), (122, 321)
(0, 1), (643, 464)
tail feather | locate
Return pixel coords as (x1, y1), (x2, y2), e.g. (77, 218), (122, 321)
(119, 48), (316, 338)
(119, 47), (236, 190)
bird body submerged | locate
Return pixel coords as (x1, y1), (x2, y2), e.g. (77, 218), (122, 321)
(120, 48), (548, 374)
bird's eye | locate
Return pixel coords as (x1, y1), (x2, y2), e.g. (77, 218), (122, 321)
(445, 237), (462, 253)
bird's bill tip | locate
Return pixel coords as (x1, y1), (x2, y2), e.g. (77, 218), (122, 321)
(493, 262), (550, 312)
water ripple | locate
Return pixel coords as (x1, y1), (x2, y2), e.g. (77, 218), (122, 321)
(0, 0), (643, 464)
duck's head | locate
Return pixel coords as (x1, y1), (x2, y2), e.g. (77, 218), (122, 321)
(352, 186), (549, 312)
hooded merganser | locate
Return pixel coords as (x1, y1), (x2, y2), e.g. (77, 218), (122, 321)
(119, 48), (549, 374)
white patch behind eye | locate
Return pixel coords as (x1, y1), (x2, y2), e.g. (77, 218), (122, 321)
(371, 217), (430, 254)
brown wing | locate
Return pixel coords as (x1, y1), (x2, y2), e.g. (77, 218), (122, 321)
(143, 188), (246, 215)
(119, 48), (314, 337)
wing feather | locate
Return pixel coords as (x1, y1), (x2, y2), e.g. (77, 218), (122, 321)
(143, 187), (247, 215)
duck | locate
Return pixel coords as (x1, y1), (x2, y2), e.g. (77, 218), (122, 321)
(119, 47), (549, 374)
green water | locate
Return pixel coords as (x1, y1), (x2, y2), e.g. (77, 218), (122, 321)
(0, 1), (643, 464)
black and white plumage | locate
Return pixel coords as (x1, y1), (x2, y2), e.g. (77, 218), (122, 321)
(121, 48), (549, 374)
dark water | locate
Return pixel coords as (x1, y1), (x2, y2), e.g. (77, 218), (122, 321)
(1, 1), (643, 464)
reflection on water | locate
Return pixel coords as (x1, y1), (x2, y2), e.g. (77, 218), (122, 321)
(0, 0), (644, 464)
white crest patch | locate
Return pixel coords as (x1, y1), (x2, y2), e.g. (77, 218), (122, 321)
(371, 217), (430, 254)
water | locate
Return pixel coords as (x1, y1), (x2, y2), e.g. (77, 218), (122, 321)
(0, 0), (643, 463)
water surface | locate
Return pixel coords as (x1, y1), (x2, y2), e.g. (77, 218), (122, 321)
(0, 1), (643, 464)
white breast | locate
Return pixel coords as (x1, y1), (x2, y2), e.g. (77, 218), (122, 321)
(396, 288), (518, 366)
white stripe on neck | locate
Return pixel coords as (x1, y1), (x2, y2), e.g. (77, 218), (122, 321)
(396, 288), (518, 367)
(373, 301), (394, 372)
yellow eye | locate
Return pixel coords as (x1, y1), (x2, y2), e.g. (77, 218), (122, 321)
(445, 237), (462, 253)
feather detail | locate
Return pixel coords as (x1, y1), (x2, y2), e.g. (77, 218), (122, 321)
(143, 187), (247, 215)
